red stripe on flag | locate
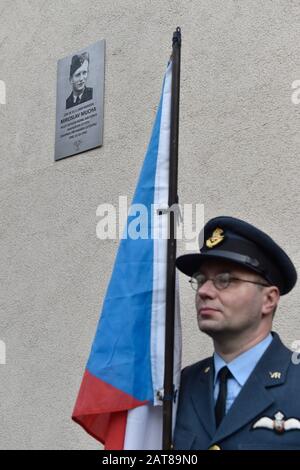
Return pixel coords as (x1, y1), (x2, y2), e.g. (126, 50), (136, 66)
(72, 369), (148, 448)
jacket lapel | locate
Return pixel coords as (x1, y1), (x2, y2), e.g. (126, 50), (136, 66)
(212, 332), (291, 444)
(189, 358), (216, 439)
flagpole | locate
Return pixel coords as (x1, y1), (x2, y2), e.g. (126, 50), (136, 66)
(162, 26), (181, 451)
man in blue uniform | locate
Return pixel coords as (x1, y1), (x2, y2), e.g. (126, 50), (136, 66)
(174, 216), (300, 450)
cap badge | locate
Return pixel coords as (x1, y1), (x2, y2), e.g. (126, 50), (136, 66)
(206, 228), (224, 248)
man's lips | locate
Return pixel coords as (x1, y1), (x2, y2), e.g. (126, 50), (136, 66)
(198, 307), (220, 316)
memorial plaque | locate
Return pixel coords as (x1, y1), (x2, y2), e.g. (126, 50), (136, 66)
(55, 40), (105, 161)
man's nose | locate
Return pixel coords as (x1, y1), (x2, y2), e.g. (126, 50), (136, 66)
(197, 279), (217, 298)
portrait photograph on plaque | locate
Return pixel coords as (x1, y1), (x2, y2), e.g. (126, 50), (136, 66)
(54, 39), (105, 161)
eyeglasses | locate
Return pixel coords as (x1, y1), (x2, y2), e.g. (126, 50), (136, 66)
(189, 272), (270, 291)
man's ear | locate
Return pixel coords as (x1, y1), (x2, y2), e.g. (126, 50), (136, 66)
(261, 286), (280, 317)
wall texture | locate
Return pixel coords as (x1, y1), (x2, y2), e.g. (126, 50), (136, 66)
(0, 0), (300, 449)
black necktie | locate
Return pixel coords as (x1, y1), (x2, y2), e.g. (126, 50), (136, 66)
(215, 366), (231, 428)
(75, 96), (80, 105)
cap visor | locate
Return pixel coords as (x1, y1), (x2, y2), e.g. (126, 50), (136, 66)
(176, 252), (262, 278)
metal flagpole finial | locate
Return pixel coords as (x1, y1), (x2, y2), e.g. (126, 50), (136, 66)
(172, 27), (181, 46)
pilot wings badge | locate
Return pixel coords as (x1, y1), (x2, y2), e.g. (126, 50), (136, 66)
(253, 411), (300, 434)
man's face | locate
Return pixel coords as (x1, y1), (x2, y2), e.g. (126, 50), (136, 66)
(70, 60), (89, 94)
(194, 259), (271, 339)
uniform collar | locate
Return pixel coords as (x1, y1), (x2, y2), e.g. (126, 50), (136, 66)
(213, 333), (273, 387)
(73, 89), (84, 103)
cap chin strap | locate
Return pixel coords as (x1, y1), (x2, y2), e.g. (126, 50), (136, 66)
(201, 249), (260, 268)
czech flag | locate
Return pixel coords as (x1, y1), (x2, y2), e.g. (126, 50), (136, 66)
(72, 60), (181, 450)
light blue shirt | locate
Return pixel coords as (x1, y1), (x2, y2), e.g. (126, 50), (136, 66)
(213, 333), (273, 414)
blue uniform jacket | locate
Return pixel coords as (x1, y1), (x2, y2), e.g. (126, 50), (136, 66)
(174, 333), (300, 450)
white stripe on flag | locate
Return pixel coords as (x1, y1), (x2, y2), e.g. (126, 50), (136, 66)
(123, 404), (163, 450)
(151, 60), (172, 404)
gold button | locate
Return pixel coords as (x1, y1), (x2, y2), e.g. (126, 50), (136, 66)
(208, 444), (221, 450)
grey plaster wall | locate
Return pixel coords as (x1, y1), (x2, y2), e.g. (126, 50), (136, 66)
(0, 0), (299, 449)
